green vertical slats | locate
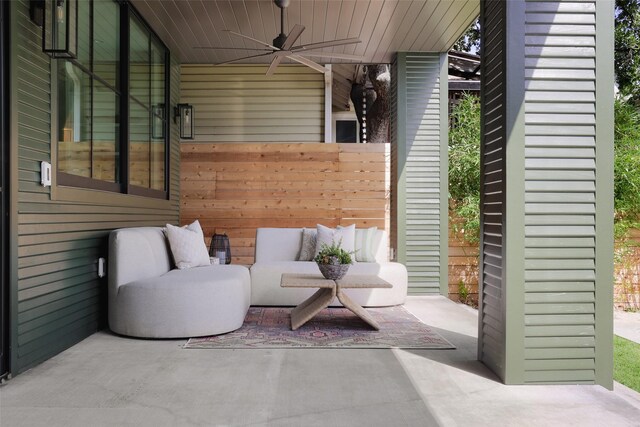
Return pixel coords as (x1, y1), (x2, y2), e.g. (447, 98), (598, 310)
(393, 52), (447, 295)
(10, 0), (181, 375)
(478, 0), (507, 379)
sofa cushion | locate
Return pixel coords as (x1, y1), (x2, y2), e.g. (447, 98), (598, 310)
(316, 224), (355, 256)
(165, 220), (210, 270)
(355, 227), (378, 262)
(108, 227), (172, 291)
(254, 227), (390, 263)
(297, 227), (317, 261)
(111, 265), (251, 338)
(254, 228), (304, 262)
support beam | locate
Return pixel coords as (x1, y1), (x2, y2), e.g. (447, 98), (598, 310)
(391, 52), (448, 296)
(324, 64), (332, 143)
(478, 0), (614, 387)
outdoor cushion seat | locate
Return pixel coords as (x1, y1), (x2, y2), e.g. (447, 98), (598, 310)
(108, 227), (250, 338)
(250, 228), (408, 307)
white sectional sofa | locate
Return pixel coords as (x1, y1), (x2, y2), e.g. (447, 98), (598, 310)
(108, 227), (250, 338)
(108, 226), (407, 339)
(250, 228), (408, 307)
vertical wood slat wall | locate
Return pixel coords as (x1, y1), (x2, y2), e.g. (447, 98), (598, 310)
(10, 0), (180, 374)
(391, 52), (448, 295)
(180, 143), (389, 265)
(180, 65), (325, 143)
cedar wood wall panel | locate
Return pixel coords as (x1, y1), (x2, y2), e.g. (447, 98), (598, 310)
(180, 143), (388, 265)
(11, 0), (180, 374)
(180, 65), (324, 143)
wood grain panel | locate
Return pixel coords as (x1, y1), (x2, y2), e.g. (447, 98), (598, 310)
(180, 143), (389, 264)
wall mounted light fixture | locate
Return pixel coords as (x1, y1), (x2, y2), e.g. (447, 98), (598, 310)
(174, 103), (194, 140)
(30, 0), (78, 59)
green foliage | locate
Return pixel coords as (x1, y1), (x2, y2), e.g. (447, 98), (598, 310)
(452, 18), (481, 54)
(314, 241), (353, 265)
(449, 93), (481, 243)
(614, 98), (640, 237)
(458, 280), (470, 302)
(615, 0), (640, 104)
(614, 335), (640, 392)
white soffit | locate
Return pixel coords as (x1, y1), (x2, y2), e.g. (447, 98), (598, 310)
(131, 0), (479, 65)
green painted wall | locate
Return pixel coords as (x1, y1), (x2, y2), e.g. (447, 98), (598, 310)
(180, 64), (325, 143)
(391, 52), (448, 296)
(479, 0), (614, 387)
(8, 0), (181, 375)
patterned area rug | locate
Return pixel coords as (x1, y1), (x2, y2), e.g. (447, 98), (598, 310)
(184, 306), (455, 349)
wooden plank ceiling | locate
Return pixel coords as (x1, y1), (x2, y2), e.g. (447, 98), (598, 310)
(130, 0), (479, 65)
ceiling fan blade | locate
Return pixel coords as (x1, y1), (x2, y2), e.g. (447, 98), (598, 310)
(292, 38), (361, 52)
(215, 52), (274, 66)
(282, 24), (305, 50)
(266, 55), (284, 76)
(224, 30), (279, 50)
(288, 54), (328, 74)
(295, 52), (363, 61)
(194, 47), (272, 51)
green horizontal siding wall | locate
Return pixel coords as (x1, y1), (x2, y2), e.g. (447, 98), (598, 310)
(181, 64), (325, 143)
(9, 0), (180, 374)
(391, 52), (448, 296)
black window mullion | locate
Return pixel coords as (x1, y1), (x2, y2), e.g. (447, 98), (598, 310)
(164, 49), (170, 198)
(89, 1), (93, 179)
(120, 3), (129, 193)
(147, 36), (152, 189)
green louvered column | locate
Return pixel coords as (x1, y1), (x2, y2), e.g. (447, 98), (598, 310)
(390, 52), (449, 296)
(478, 0), (614, 388)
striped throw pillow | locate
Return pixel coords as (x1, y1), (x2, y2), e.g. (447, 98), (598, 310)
(354, 227), (378, 262)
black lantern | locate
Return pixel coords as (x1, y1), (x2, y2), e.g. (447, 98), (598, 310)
(37, 0), (78, 59)
(209, 233), (231, 265)
(174, 103), (194, 140)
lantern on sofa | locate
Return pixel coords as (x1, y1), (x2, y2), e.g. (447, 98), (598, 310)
(210, 232), (231, 265)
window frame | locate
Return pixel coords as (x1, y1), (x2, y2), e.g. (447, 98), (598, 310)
(56, 0), (170, 200)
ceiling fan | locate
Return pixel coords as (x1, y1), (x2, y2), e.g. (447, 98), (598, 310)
(195, 0), (363, 76)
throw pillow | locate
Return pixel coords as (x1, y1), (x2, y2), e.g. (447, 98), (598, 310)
(354, 226), (378, 262)
(297, 228), (317, 261)
(315, 224), (356, 257)
(336, 224), (356, 256)
(164, 220), (211, 270)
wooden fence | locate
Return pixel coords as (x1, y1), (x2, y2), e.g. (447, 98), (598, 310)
(180, 143), (389, 265)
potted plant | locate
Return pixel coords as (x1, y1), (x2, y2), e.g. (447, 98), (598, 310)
(314, 241), (354, 280)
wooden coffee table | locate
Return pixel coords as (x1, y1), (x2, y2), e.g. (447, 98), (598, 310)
(280, 273), (392, 331)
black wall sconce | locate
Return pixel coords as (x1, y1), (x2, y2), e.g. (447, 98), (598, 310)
(174, 103), (194, 140)
(30, 0), (78, 59)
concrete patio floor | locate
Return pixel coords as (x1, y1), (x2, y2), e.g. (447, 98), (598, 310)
(1, 296), (639, 427)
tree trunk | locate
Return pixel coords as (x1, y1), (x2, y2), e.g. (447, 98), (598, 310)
(366, 64), (390, 143)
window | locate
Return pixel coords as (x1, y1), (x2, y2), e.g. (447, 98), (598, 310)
(57, 0), (168, 198)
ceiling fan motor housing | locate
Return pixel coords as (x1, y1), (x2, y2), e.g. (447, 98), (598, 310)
(273, 33), (287, 50)
(274, 0), (290, 8)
